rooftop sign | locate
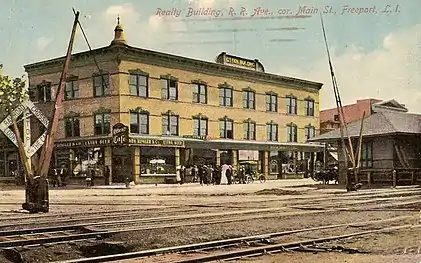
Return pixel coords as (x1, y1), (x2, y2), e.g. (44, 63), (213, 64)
(216, 52), (265, 72)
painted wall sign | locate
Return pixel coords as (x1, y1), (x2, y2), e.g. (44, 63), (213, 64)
(215, 52), (265, 72)
(55, 138), (112, 148)
(182, 135), (207, 140)
(112, 123), (129, 144)
(0, 100), (49, 157)
(128, 138), (185, 147)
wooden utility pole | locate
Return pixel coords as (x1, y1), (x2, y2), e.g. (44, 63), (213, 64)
(319, 14), (357, 191)
(22, 10), (80, 213)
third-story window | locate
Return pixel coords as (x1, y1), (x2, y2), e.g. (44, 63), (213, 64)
(287, 123), (298, 142)
(193, 83), (207, 103)
(65, 77), (79, 100)
(286, 96), (297, 114)
(64, 117), (80, 137)
(161, 78), (178, 100)
(94, 113), (111, 135)
(266, 123), (278, 141)
(305, 99), (315, 116)
(243, 90), (255, 109)
(219, 86), (233, 107)
(93, 73), (109, 97)
(193, 117), (208, 136)
(266, 93), (277, 112)
(129, 73), (148, 97)
(219, 118), (234, 139)
(37, 82), (52, 102)
(162, 114), (179, 136)
(305, 125), (316, 139)
(130, 111), (149, 134)
(243, 121), (256, 140)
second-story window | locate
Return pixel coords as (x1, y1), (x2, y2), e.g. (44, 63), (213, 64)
(219, 84), (233, 107)
(93, 73), (109, 97)
(162, 113), (179, 136)
(65, 77), (79, 100)
(37, 82), (52, 102)
(94, 112), (110, 135)
(287, 123), (298, 142)
(266, 93), (277, 112)
(193, 83), (207, 104)
(243, 120), (256, 140)
(286, 96), (297, 114)
(64, 117), (80, 137)
(243, 90), (255, 109)
(160, 77), (178, 100)
(129, 72), (148, 97)
(193, 116), (208, 136)
(305, 98), (315, 116)
(130, 110), (149, 134)
(305, 125), (316, 139)
(219, 117), (234, 139)
(266, 122), (278, 141)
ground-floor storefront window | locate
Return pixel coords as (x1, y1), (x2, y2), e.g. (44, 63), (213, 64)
(187, 148), (216, 166)
(66, 147), (105, 177)
(0, 150), (18, 177)
(141, 147), (176, 174)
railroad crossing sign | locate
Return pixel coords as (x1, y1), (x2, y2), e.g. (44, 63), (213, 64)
(0, 100), (49, 157)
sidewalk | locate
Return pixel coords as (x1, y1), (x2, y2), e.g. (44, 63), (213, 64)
(91, 178), (320, 195)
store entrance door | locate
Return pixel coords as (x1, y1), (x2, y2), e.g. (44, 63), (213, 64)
(112, 147), (133, 183)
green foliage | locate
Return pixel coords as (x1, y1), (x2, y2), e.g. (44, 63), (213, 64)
(0, 64), (27, 115)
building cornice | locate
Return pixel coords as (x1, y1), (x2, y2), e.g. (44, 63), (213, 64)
(24, 44), (323, 92)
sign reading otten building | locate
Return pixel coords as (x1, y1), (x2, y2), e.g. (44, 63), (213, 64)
(216, 52), (265, 72)
(112, 123), (129, 144)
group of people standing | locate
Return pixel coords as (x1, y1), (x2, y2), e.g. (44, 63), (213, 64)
(176, 164), (248, 185)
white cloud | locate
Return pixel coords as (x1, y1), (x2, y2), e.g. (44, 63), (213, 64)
(77, 3), (189, 55)
(35, 37), (53, 50)
(278, 24), (421, 113)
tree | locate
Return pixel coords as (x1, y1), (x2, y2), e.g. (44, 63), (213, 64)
(0, 65), (32, 181)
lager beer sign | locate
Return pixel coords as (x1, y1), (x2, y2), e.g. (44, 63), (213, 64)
(112, 123), (129, 144)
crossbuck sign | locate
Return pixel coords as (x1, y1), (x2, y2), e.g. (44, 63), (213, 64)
(0, 100), (49, 157)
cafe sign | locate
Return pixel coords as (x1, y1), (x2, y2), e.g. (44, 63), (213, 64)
(112, 123), (129, 145)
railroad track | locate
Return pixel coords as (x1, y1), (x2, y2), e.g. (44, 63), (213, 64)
(0, 195), (418, 250)
(51, 215), (419, 263)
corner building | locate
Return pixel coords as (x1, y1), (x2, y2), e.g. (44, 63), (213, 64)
(24, 21), (324, 184)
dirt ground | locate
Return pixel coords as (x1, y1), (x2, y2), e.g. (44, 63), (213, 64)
(0, 180), (420, 263)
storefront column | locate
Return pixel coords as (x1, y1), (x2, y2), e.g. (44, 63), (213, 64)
(232, 150), (238, 170)
(104, 146), (112, 184)
(293, 152), (297, 173)
(263, 151), (269, 177)
(278, 151), (283, 179)
(175, 148), (180, 167)
(216, 149), (221, 166)
(133, 147), (141, 184)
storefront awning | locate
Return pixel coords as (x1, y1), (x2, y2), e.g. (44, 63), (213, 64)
(186, 139), (325, 152)
(55, 135), (325, 152)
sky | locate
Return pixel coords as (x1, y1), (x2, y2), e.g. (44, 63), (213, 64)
(1, 0), (420, 112)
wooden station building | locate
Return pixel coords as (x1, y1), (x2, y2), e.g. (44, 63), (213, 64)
(18, 20), (324, 184)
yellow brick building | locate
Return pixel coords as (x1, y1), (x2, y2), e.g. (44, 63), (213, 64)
(23, 21), (324, 184)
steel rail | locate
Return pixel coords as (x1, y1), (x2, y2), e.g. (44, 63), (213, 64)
(53, 217), (417, 263)
(1, 194), (419, 237)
